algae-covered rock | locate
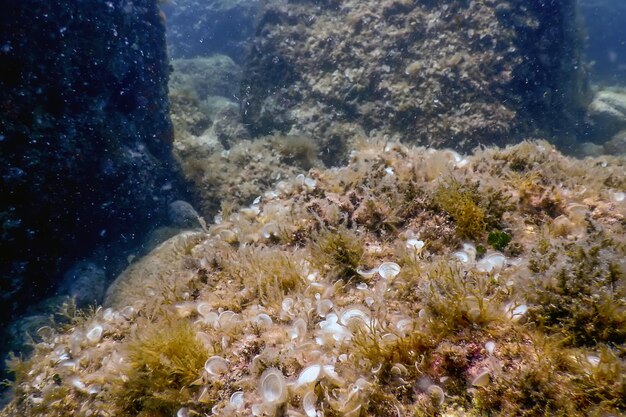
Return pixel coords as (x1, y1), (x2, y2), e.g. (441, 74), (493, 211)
(3, 141), (625, 417)
(241, 0), (589, 155)
(104, 231), (206, 310)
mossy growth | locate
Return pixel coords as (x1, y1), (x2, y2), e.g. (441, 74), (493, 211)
(420, 262), (504, 333)
(117, 317), (212, 416)
(473, 337), (626, 416)
(487, 230), (511, 251)
(525, 237), (626, 347)
(433, 178), (486, 241)
(351, 325), (434, 383)
(310, 226), (364, 282)
(223, 247), (307, 309)
(270, 134), (320, 170)
(473, 355), (577, 416)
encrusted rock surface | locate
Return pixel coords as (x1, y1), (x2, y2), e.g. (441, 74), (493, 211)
(241, 0), (589, 157)
(2, 141), (624, 417)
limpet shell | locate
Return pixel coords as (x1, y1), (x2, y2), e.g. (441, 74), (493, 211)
(471, 370), (490, 387)
(86, 324), (104, 344)
(230, 391), (244, 410)
(204, 356), (229, 376)
(356, 267), (378, 279)
(303, 390), (318, 417)
(378, 262), (401, 280)
(259, 367), (288, 404)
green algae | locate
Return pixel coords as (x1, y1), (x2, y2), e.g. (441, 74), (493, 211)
(117, 318), (212, 417)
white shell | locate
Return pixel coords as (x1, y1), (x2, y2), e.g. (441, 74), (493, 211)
(356, 267), (378, 279)
(298, 364), (322, 386)
(406, 239), (425, 252)
(289, 318), (307, 341)
(86, 324), (103, 344)
(586, 355), (600, 367)
(259, 367), (288, 404)
(254, 313), (273, 327)
(318, 313), (351, 343)
(196, 302), (212, 318)
(505, 303), (528, 320)
(476, 252), (506, 273)
(177, 408), (189, 417)
(453, 250), (471, 263)
(610, 191), (625, 203)
(339, 306), (371, 328)
(471, 370), (490, 387)
(378, 262), (401, 280)
(204, 356), (229, 376)
(485, 341), (496, 355)
(462, 243), (477, 261)
(426, 385), (445, 406)
(282, 297), (294, 313)
(303, 390), (318, 417)
(230, 391), (244, 410)
(316, 299), (334, 317)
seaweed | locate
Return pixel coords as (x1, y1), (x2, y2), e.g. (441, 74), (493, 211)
(487, 230), (512, 251)
(525, 238), (626, 347)
(310, 226), (364, 282)
(116, 317), (212, 416)
(433, 178), (487, 241)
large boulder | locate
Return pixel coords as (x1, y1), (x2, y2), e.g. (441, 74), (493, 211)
(0, 0), (180, 329)
(240, 0), (589, 158)
(586, 88), (626, 141)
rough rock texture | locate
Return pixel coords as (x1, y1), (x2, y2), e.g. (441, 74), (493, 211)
(241, 0), (589, 157)
(0, 0), (179, 328)
(2, 141), (625, 417)
(586, 88), (626, 142)
(161, 0), (262, 63)
(168, 56), (320, 216)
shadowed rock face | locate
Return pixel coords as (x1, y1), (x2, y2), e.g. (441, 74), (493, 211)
(0, 0), (179, 327)
(240, 0), (589, 158)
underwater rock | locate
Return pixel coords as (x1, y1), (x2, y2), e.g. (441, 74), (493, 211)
(57, 261), (106, 308)
(0, 0), (180, 334)
(168, 200), (201, 229)
(2, 141), (625, 417)
(587, 88), (626, 141)
(170, 56), (242, 102)
(603, 129), (626, 155)
(241, 0), (589, 155)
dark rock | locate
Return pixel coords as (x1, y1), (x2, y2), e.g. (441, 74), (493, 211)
(0, 0), (180, 329)
(57, 261), (106, 308)
(168, 200), (200, 228)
